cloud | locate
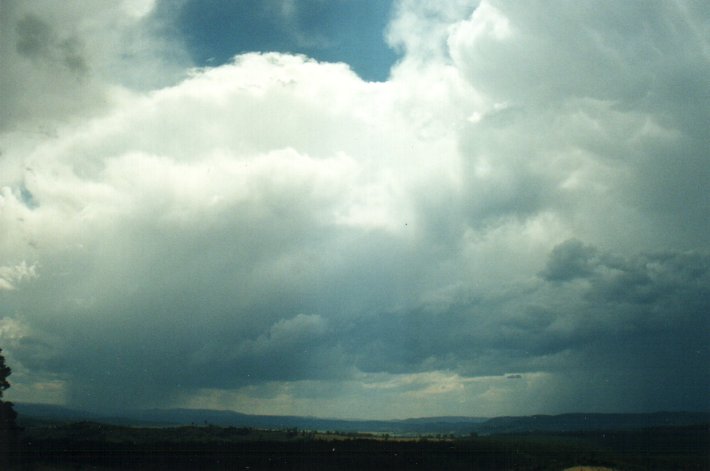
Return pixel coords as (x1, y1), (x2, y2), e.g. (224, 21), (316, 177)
(0, 0), (189, 136)
(1, 0), (708, 417)
(387, 1), (479, 60)
(0, 262), (38, 291)
(540, 239), (597, 282)
(448, 0), (710, 246)
(15, 13), (88, 76)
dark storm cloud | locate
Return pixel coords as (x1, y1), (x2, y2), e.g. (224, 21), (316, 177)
(332, 241), (710, 411)
(540, 239), (597, 282)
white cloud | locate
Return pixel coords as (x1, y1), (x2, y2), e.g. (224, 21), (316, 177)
(121, 0), (156, 18)
(387, 1), (479, 61)
(0, 261), (38, 291)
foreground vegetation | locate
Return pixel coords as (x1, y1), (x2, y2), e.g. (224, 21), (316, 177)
(8, 421), (709, 470)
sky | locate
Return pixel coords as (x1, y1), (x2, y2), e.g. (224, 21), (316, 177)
(0, 0), (708, 420)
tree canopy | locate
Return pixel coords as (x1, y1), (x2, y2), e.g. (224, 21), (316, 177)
(0, 347), (19, 455)
(0, 348), (11, 396)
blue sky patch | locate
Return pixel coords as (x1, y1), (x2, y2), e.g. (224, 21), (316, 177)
(162, 0), (398, 81)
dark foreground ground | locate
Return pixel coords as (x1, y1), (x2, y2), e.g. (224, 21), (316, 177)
(6, 421), (709, 470)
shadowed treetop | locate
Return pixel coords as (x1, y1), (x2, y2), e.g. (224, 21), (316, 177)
(0, 349), (11, 396)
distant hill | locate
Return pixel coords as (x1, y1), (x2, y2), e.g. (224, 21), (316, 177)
(13, 403), (171, 427)
(15, 403), (709, 436)
(476, 411), (710, 434)
(15, 403), (485, 435)
(14, 403), (102, 422)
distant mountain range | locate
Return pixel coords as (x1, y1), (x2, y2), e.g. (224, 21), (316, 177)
(14, 403), (710, 436)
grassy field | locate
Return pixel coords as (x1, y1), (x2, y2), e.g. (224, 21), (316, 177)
(7, 421), (709, 470)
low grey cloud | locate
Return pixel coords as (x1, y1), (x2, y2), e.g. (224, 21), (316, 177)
(540, 239), (598, 282)
(15, 14), (88, 76)
(0, 0), (189, 135)
(15, 14), (52, 59)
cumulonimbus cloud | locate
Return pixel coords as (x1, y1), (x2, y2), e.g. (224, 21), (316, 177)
(1, 0), (708, 417)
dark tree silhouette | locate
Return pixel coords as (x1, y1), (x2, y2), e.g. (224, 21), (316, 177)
(0, 348), (19, 463)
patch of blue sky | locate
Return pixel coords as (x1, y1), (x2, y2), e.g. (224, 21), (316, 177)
(165, 0), (399, 82)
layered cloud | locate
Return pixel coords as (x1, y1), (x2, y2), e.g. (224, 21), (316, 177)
(0, 0), (708, 417)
